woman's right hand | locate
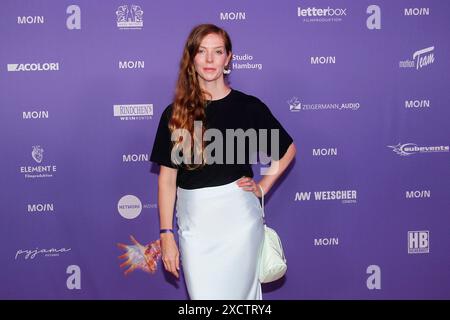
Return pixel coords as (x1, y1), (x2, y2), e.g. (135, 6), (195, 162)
(160, 233), (180, 278)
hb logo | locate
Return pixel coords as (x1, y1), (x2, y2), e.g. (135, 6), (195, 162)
(408, 231), (429, 254)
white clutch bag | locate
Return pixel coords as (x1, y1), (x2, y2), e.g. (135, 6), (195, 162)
(257, 185), (287, 283)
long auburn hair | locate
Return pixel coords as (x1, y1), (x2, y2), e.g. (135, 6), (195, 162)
(169, 24), (232, 169)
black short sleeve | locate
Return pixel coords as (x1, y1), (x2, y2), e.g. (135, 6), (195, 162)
(150, 105), (177, 168)
(252, 99), (294, 161)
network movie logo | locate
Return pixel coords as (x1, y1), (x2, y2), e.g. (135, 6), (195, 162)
(295, 190), (357, 204)
(117, 195), (142, 219)
(15, 247), (71, 260)
(113, 104), (153, 120)
(408, 231), (429, 254)
(288, 97), (360, 112)
(399, 46), (435, 70)
(20, 145), (57, 179)
(388, 143), (449, 156)
(297, 6), (347, 23)
(116, 5), (143, 29)
(232, 53), (262, 71)
(7, 62), (59, 72)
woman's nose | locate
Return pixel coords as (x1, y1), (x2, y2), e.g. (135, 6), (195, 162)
(206, 52), (213, 62)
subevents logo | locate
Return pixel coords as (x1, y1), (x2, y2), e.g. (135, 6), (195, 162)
(7, 62), (60, 72)
(295, 189), (357, 204)
(388, 143), (449, 156)
(297, 6), (347, 23)
(113, 104), (153, 120)
(288, 97), (360, 112)
(116, 5), (143, 29)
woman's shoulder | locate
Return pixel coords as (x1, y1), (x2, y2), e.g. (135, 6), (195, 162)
(232, 89), (266, 107)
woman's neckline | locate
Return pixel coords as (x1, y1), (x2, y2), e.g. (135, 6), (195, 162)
(206, 88), (233, 103)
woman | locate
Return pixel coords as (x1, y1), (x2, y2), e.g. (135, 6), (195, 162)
(150, 24), (296, 300)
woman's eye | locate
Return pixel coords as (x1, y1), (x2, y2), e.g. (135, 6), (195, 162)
(216, 50), (223, 54)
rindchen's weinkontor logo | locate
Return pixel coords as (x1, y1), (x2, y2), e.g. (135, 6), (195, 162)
(116, 5), (143, 29)
(288, 97), (360, 112)
(388, 143), (449, 156)
(399, 46), (435, 70)
(113, 104), (153, 120)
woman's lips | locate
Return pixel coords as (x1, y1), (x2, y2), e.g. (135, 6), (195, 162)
(203, 68), (216, 72)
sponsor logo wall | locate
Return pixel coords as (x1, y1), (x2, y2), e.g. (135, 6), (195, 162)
(1, 0), (448, 299)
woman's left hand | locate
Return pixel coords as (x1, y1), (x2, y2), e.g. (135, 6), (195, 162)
(236, 176), (262, 198)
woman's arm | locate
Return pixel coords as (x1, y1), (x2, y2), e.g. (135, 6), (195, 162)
(258, 142), (297, 195)
(157, 165), (180, 278)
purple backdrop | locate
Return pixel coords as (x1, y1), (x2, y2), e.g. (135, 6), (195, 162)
(1, 0), (449, 299)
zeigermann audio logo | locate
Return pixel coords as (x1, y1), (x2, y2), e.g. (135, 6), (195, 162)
(408, 231), (429, 254)
(297, 6), (347, 23)
(15, 247), (71, 260)
(399, 46), (434, 70)
(7, 62), (59, 72)
(113, 104), (153, 120)
(295, 189), (357, 204)
(388, 143), (449, 156)
(118, 195), (142, 219)
(288, 97), (360, 112)
(20, 145), (57, 179)
(116, 5), (143, 29)
(232, 53), (262, 71)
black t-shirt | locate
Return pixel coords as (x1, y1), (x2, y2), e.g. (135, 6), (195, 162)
(150, 89), (293, 189)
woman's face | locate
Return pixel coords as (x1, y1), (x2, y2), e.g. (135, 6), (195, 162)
(193, 33), (231, 84)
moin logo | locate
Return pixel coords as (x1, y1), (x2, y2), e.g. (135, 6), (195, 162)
(116, 5), (143, 29)
(388, 143), (449, 156)
(404, 8), (430, 16)
(22, 110), (49, 119)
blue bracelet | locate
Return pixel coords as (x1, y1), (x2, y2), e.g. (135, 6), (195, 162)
(160, 229), (174, 234)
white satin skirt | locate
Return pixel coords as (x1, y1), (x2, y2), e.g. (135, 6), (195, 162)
(176, 179), (265, 300)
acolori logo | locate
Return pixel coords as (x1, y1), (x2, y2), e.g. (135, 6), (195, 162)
(7, 62), (59, 72)
(297, 6), (347, 23)
(20, 145), (56, 179)
(232, 53), (262, 71)
(399, 46), (435, 70)
(288, 97), (360, 112)
(116, 5), (143, 29)
(113, 104), (153, 120)
(295, 189), (357, 204)
(388, 143), (449, 156)
(117, 195), (142, 219)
